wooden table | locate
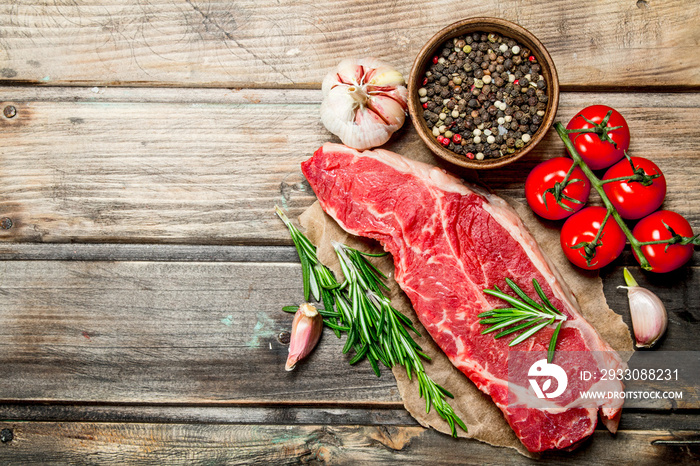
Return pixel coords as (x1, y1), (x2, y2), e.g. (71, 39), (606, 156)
(0, 1), (698, 463)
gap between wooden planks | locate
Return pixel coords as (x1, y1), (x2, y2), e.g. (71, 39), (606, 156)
(0, 0), (698, 89)
(0, 404), (697, 431)
(0, 88), (698, 245)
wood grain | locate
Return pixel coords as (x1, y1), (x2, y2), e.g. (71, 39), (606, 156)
(0, 422), (697, 465)
(0, 243), (299, 262)
(0, 404), (696, 431)
(0, 260), (400, 404)
(0, 1), (697, 461)
(0, 259), (696, 407)
(0, 1), (698, 89)
(0, 89), (698, 245)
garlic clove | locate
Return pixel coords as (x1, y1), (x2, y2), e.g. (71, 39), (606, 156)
(323, 86), (357, 121)
(350, 108), (393, 150)
(369, 69), (405, 87)
(367, 85), (408, 106)
(367, 95), (406, 127)
(618, 268), (668, 349)
(285, 303), (323, 371)
(334, 59), (362, 85)
(626, 286), (667, 348)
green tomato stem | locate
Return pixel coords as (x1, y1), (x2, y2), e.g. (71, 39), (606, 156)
(599, 175), (637, 184)
(553, 122), (653, 271)
(592, 209), (612, 246)
(561, 158), (578, 185)
(563, 125), (624, 135)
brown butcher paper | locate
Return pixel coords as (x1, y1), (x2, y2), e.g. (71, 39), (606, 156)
(297, 143), (633, 457)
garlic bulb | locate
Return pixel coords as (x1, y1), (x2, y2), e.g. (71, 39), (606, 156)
(285, 303), (323, 371)
(321, 58), (408, 150)
(618, 268), (667, 348)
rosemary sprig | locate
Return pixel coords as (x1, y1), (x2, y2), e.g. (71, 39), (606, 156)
(340, 243), (467, 434)
(275, 206), (467, 436)
(479, 278), (567, 363)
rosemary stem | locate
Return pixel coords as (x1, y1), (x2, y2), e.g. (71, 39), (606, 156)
(276, 209), (467, 436)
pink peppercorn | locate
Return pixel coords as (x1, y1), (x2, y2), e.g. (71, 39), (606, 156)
(529, 55), (535, 62)
(465, 152), (475, 159)
(422, 102), (428, 109)
(452, 134), (462, 144)
(432, 56), (439, 64)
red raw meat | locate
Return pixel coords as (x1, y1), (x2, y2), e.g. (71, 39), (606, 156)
(301, 143), (625, 452)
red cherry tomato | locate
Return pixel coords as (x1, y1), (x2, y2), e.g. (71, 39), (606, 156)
(566, 105), (630, 170)
(560, 206), (626, 270)
(602, 157), (666, 219)
(632, 210), (694, 273)
(525, 158), (591, 220)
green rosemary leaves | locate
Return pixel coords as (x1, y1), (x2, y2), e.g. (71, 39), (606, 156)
(479, 278), (567, 363)
(276, 206), (466, 436)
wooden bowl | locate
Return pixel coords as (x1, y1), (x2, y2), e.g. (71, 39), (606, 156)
(408, 17), (559, 169)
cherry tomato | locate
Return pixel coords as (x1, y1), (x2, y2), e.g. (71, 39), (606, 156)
(560, 206), (626, 270)
(566, 105), (630, 170)
(602, 157), (666, 219)
(525, 158), (591, 220)
(632, 210), (694, 273)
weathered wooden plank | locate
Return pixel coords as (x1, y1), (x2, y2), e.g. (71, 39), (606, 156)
(0, 1), (698, 89)
(0, 404), (697, 432)
(0, 89), (698, 244)
(0, 243), (298, 262)
(5, 87), (700, 107)
(602, 253), (700, 344)
(0, 404), (415, 427)
(0, 260), (401, 404)
(0, 422), (697, 465)
(0, 260), (696, 405)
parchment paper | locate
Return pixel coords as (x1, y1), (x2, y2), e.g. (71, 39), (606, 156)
(297, 145), (633, 457)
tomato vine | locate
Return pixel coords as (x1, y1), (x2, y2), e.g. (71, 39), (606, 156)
(553, 122), (699, 271)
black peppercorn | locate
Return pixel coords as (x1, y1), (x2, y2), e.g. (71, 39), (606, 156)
(420, 32), (548, 160)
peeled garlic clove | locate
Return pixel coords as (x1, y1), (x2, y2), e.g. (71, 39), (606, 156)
(369, 69), (406, 87)
(320, 58), (408, 150)
(618, 268), (667, 348)
(285, 303), (323, 371)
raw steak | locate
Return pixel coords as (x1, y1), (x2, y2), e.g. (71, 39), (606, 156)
(301, 143), (625, 452)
